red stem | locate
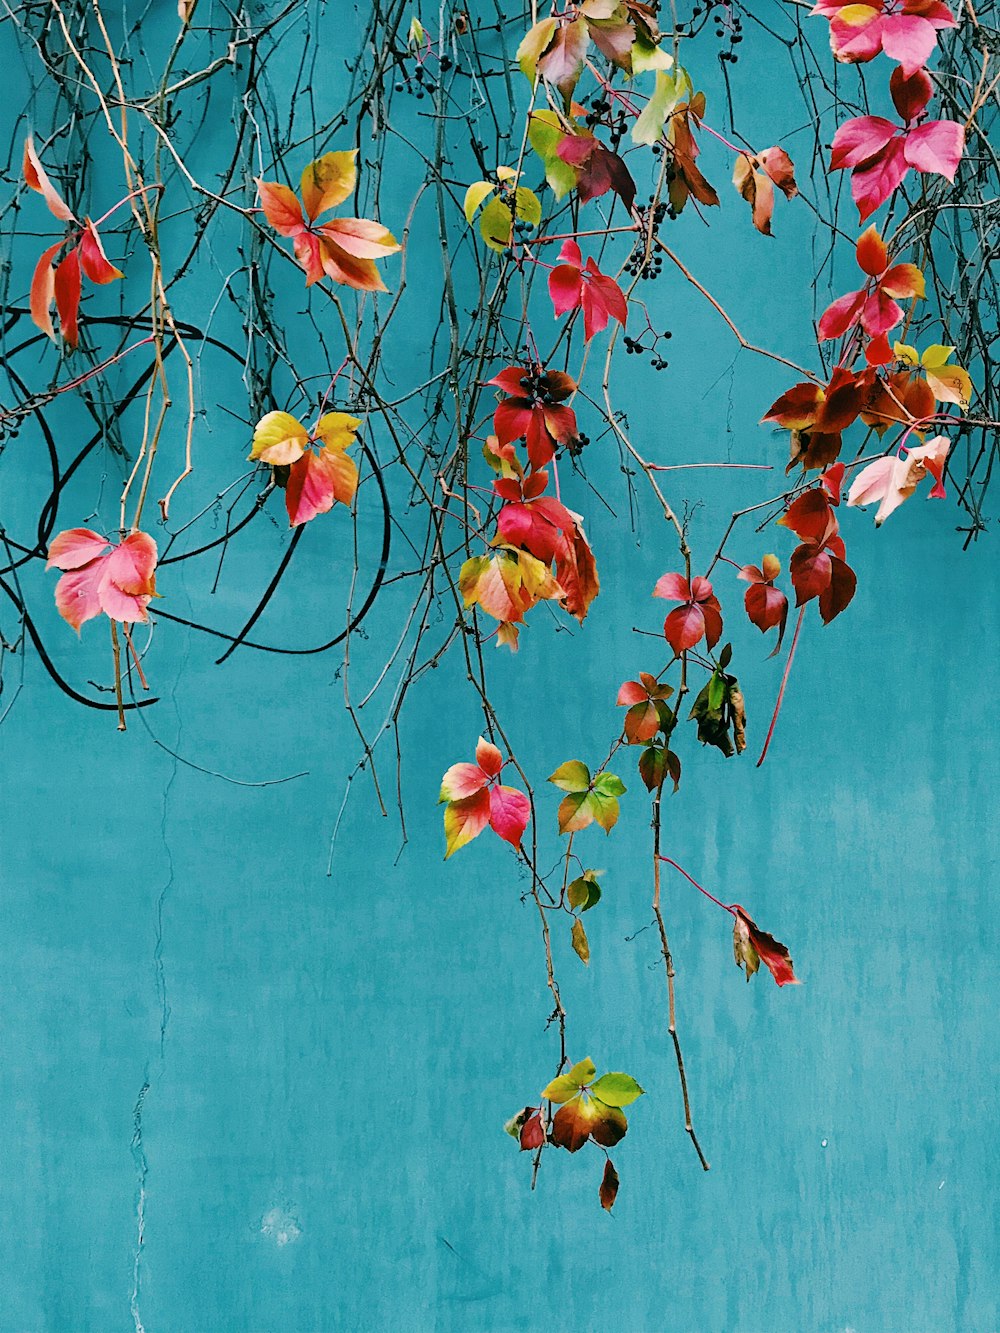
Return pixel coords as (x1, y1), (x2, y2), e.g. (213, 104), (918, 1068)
(658, 856), (736, 916)
(756, 604), (806, 768)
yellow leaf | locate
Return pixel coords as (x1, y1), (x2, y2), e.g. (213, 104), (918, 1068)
(571, 918), (590, 965)
(463, 180), (494, 223)
(314, 411), (361, 451)
(300, 151), (357, 221)
(925, 365), (972, 410)
(248, 410), (308, 465)
(893, 341), (919, 366)
(920, 343), (955, 370)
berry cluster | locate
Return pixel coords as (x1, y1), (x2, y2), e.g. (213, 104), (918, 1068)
(622, 330), (672, 371)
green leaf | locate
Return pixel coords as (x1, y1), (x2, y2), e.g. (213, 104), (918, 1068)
(463, 180), (495, 223)
(571, 918), (590, 964)
(631, 34), (673, 74)
(541, 1075), (581, 1103)
(708, 670), (726, 713)
(514, 185), (542, 227)
(632, 67), (691, 145)
(590, 1072), (645, 1107)
(478, 194), (514, 252)
(718, 642), (733, 670)
(590, 790), (620, 833)
(542, 1055), (596, 1102)
(567, 1056), (597, 1085)
(549, 760), (591, 792)
(567, 871), (602, 911)
(592, 770), (626, 798)
(528, 110), (579, 199)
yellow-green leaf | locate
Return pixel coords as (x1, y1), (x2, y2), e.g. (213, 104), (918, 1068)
(920, 343), (955, 369)
(479, 194), (514, 252)
(590, 1072), (645, 1107)
(571, 918), (590, 964)
(631, 35), (673, 74)
(567, 1056), (596, 1084)
(514, 186), (541, 227)
(464, 180), (495, 223)
(549, 760), (591, 792)
(528, 110), (579, 199)
(517, 17), (558, 82)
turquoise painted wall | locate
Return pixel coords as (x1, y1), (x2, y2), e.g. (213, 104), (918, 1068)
(0, 4), (997, 1331)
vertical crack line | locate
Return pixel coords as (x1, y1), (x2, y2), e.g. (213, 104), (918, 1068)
(154, 754), (179, 1058)
(130, 1076), (151, 1333)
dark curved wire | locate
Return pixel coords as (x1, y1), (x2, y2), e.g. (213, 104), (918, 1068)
(156, 436), (393, 657)
(1, 309), (393, 682)
(0, 574), (158, 712)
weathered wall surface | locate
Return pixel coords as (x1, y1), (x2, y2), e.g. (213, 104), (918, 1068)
(0, 4), (996, 1331)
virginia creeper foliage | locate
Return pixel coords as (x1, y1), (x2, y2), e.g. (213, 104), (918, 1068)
(1, 0), (995, 1212)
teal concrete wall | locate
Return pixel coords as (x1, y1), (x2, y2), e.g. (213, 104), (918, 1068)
(0, 4), (996, 1331)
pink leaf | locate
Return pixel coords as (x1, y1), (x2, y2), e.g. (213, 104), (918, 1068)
(818, 288), (865, 340)
(880, 14), (939, 76)
(46, 527), (109, 571)
(489, 784), (530, 848)
(652, 572), (691, 602)
(440, 762), (490, 802)
(850, 138), (908, 220)
(53, 564), (106, 632)
(443, 788), (492, 859)
(904, 120), (965, 181)
(104, 531), (158, 593)
(829, 116), (898, 170)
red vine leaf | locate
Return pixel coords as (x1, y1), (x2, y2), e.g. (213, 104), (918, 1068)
(440, 739), (529, 856)
(732, 146), (798, 236)
(23, 135), (76, 221)
(600, 1159), (620, 1211)
(257, 151), (400, 291)
(813, 0), (957, 77)
(732, 906), (800, 987)
(653, 572), (723, 654)
(490, 364), (578, 470)
(548, 240), (628, 341)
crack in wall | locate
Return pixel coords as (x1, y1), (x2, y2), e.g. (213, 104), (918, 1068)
(129, 1076), (150, 1333)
